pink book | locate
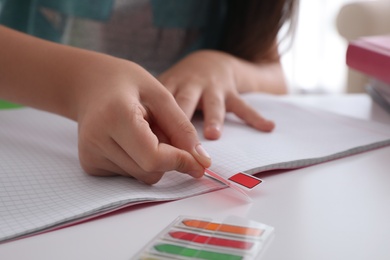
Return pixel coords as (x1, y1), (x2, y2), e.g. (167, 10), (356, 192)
(346, 35), (390, 84)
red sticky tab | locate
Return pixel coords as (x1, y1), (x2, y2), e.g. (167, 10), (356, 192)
(228, 172), (263, 189)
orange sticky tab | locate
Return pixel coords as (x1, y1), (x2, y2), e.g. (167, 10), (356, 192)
(182, 219), (264, 237)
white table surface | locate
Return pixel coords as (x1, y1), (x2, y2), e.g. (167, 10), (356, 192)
(1, 94), (390, 260)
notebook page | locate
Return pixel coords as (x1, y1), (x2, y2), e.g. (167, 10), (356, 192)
(0, 109), (224, 243)
(1, 94), (390, 243)
(203, 94), (390, 177)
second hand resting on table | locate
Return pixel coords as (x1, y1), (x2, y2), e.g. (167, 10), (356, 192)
(158, 48), (286, 140)
(0, 26), (285, 184)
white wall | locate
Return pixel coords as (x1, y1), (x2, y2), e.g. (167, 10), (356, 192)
(281, 0), (357, 94)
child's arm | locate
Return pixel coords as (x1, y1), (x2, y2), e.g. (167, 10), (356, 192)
(0, 25), (211, 184)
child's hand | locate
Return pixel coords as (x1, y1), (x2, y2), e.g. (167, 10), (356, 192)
(158, 50), (275, 140)
(71, 55), (211, 184)
(0, 26), (211, 184)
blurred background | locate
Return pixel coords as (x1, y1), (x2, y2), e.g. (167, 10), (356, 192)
(1, 0), (389, 96)
(282, 0), (390, 94)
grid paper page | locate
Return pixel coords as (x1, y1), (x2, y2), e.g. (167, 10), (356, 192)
(1, 94), (390, 243)
(0, 109), (224, 243)
(203, 94), (390, 177)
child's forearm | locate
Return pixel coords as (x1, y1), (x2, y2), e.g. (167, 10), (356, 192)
(0, 25), (110, 120)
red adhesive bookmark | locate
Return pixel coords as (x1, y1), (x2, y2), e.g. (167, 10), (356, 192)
(228, 172), (263, 189)
(204, 169), (252, 202)
(169, 231), (254, 250)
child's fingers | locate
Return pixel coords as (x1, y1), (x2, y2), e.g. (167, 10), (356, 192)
(227, 94), (275, 132)
(145, 90), (211, 169)
(173, 84), (202, 120)
(201, 88), (226, 140)
(78, 138), (166, 184)
(109, 101), (207, 181)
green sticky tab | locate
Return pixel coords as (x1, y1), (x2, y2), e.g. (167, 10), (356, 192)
(0, 100), (23, 109)
(154, 243), (243, 260)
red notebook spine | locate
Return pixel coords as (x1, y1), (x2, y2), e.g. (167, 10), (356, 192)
(346, 38), (390, 85)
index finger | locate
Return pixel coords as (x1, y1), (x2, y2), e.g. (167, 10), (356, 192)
(226, 95), (275, 132)
(173, 85), (202, 120)
(144, 88), (212, 168)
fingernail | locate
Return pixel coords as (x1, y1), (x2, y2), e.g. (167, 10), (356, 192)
(205, 124), (222, 140)
(195, 144), (210, 159)
(263, 120), (275, 131)
(208, 123), (221, 132)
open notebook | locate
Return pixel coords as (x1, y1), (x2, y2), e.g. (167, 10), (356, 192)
(1, 94), (390, 243)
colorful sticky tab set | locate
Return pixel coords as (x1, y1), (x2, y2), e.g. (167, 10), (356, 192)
(133, 216), (274, 260)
